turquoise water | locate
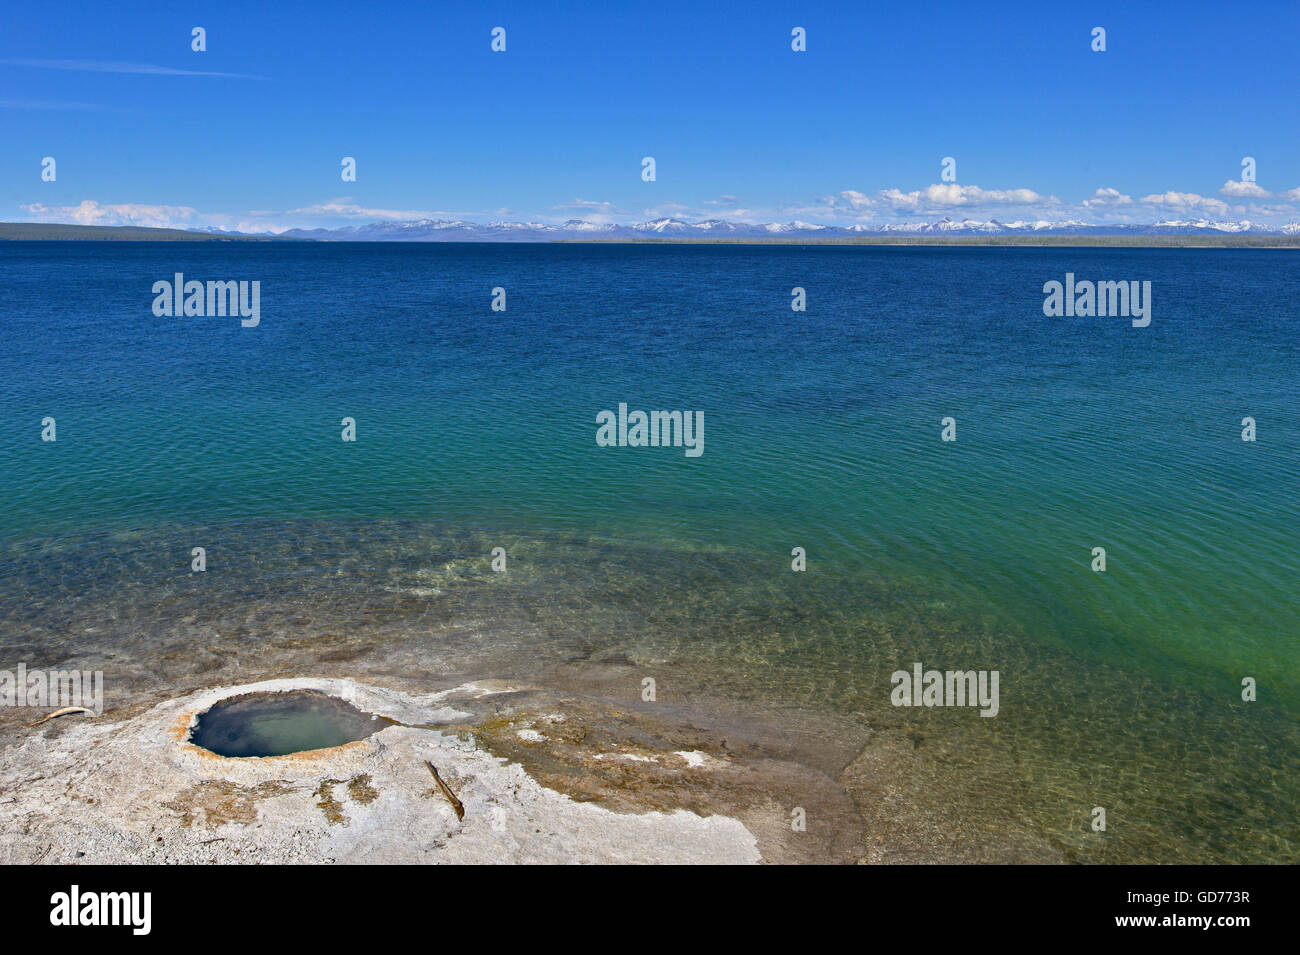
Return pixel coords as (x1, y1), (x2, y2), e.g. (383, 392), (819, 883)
(0, 242), (1296, 861)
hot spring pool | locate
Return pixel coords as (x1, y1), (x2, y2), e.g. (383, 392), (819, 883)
(189, 689), (385, 757)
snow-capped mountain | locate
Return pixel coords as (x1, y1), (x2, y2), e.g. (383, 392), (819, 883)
(272, 216), (1300, 241)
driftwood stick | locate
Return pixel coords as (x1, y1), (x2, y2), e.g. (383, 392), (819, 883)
(24, 706), (95, 729)
(425, 760), (465, 820)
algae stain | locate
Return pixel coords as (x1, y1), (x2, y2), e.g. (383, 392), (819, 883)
(346, 773), (378, 804)
(314, 773), (379, 825)
(165, 780), (293, 828)
(314, 779), (348, 826)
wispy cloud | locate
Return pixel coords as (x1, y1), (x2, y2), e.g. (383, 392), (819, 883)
(284, 199), (439, 221)
(15, 198), (535, 234)
(0, 58), (263, 79)
(640, 201), (694, 219)
(0, 98), (116, 110)
(549, 198), (627, 224)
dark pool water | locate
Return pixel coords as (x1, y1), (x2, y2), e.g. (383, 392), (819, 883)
(190, 689), (384, 757)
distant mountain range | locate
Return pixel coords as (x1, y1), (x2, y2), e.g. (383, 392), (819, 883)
(266, 216), (1300, 241)
(7, 217), (1300, 243)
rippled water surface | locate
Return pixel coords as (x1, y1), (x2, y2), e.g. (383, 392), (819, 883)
(0, 242), (1296, 861)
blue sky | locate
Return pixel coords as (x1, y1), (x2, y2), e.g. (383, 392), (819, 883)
(4, 0), (1300, 231)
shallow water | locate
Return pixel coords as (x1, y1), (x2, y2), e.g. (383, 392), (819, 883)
(0, 242), (1296, 861)
(0, 515), (1293, 861)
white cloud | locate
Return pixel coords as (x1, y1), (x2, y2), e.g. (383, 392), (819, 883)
(1077, 183), (1300, 223)
(1081, 187), (1133, 208)
(1220, 180), (1271, 198)
(876, 183), (1050, 210)
(838, 189), (873, 210)
(811, 183), (1055, 221)
(19, 200), (198, 229)
(1138, 191), (1229, 216)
